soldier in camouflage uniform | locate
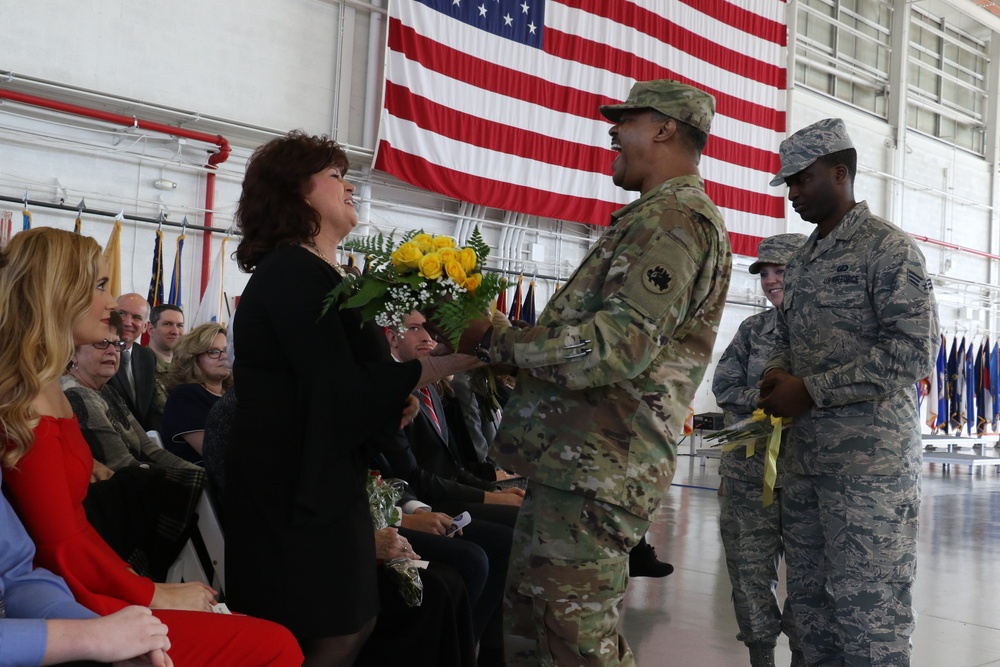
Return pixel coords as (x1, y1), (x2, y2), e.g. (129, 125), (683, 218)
(712, 233), (807, 667)
(459, 79), (732, 666)
(758, 119), (939, 666)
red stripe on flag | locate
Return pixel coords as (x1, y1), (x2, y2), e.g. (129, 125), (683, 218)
(376, 143), (620, 225)
(679, 0), (786, 46)
(709, 135), (781, 174)
(385, 81), (614, 174)
(728, 231), (765, 258)
(706, 182), (785, 219)
(564, 0), (786, 88)
(543, 29), (785, 130)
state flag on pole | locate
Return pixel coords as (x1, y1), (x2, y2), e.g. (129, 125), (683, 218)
(377, 0), (788, 256)
(103, 216), (123, 299)
(948, 336), (960, 433)
(495, 285), (507, 316)
(147, 228), (165, 309)
(191, 237), (229, 328)
(933, 335), (946, 432)
(976, 342), (986, 436)
(168, 231), (185, 308)
(21, 193), (31, 231)
(521, 279), (536, 326)
(983, 338), (992, 433)
(508, 275), (523, 322)
(965, 341), (975, 435)
(992, 340), (1000, 431)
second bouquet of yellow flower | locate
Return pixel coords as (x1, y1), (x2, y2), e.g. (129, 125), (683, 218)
(322, 226), (505, 350)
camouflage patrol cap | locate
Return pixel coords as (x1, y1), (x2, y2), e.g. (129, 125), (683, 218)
(748, 233), (808, 274)
(599, 79), (715, 134)
(769, 118), (854, 186)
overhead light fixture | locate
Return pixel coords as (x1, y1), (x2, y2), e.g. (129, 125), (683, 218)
(154, 179), (177, 190)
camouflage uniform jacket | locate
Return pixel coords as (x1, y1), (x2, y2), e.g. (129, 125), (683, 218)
(712, 308), (786, 484)
(153, 354), (170, 417)
(766, 202), (939, 477)
(491, 175), (732, 519)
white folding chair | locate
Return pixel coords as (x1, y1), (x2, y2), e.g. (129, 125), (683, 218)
(165, 491), (226, 595)
(194, 490), (226, 594)
(166, 538), (210, 586)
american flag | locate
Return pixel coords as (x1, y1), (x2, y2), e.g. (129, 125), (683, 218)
(376, 0), (788, 256)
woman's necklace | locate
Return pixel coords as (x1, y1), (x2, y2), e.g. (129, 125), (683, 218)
(306, 241), (348, 277)
(201, 382), (223, 397)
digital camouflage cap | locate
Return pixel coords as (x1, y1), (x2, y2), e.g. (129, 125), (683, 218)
(748, 233), (809, 274)
(599, 79), (715, 134)
(770, 118), (854, 186)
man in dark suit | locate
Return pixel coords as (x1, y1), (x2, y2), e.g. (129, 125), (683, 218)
(108, 293), (160, 432)
(382, 311), (524, 526)
(381, 311), (518, 667)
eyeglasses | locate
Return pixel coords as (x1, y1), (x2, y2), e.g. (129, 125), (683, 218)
(202, 348), (228, 359)
(117, 310), (146, 324)
(93, 339), (127, 352)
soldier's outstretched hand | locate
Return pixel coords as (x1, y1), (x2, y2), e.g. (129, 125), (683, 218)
(757, 369), (814, 418)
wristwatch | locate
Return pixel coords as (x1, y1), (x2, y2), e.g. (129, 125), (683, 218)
(475, 327), (494, 364)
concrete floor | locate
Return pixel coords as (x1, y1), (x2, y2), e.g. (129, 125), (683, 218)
(620, 453), (1000, 666)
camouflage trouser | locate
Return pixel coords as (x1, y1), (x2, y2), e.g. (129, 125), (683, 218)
(783, 473), (919, 666)
(719, 476), (798, 650)
(504, 481), (648, 667)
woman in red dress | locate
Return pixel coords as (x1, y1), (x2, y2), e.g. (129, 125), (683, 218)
(0, 227), (304, 666)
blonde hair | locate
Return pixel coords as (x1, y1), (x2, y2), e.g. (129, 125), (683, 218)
(167, 322), (233, 391)
(0, 228), (102, 468)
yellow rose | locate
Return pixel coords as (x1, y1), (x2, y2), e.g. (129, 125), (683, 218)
(438, 247), (458, 264)
(457, 247), (477, 273)
(464, 273), (483, 293)
(413, 233), (435, 254)
(418, 252), (444, 280)
(433, 235), (457, 250)
(444, 259), (467, 285)
(391, 241), (423, 270)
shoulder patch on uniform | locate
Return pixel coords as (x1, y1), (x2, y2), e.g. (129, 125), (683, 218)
(642, 265), (672, 294)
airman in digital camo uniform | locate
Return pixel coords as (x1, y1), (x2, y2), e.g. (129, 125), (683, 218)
(713, 233), (807, 667)
(758, 118), (939, 666)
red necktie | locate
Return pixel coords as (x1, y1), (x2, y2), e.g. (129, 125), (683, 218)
(419, 387), (442, 437)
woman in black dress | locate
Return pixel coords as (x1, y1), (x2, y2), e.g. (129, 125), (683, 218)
(227, 131), (481, 666)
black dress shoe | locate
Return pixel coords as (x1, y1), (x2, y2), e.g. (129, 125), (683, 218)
(628, 537), (674, 578)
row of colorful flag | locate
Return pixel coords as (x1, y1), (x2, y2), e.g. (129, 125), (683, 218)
(3, 203), (232, 328)
(495, 274), (540, 326)
(922, 334), (1000, 436)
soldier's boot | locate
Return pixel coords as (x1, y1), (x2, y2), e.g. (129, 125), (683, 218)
(628, 536), (674, 577)
(789, 648), (807, 667)
(747, 642), (776, 667)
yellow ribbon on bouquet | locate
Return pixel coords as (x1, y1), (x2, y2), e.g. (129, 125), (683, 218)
(760, 410), (787, 508)
(718, 409), (788, 507)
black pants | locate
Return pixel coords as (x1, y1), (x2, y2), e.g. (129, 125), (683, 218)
(357, 562), (477, 667)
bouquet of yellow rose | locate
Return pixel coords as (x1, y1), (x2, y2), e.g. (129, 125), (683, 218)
(322, 226), (505, 349)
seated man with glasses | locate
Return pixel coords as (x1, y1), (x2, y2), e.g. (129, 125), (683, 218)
(162, 323), (232, 465)
(109, 292), (162, 431)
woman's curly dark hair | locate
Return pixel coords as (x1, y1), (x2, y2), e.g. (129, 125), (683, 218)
(235, 131), (350, 273)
